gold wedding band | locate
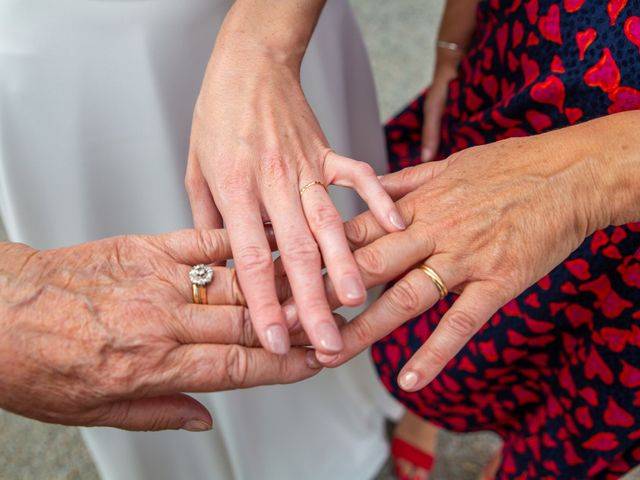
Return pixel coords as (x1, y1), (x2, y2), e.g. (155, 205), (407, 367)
(299, 180), (326, 198)
(418, 264), (448, 299)
(192, 284), (208, 305)
(189, 264), (214, 305)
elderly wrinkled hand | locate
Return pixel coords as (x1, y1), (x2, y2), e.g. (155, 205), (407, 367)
(315, 114), (640, 391)
(0, 230), (320, 432)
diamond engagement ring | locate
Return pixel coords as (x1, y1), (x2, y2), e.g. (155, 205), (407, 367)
(189, 264), (214, 305)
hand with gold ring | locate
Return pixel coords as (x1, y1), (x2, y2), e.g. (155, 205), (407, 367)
(313, 116), (640, 392)
(185, 0), (405, 358)
(0, 229), (321, 432)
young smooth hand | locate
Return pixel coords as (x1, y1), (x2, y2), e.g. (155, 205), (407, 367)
(185, 0), (404, 358)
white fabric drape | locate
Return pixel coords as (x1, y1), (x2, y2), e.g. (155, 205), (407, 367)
(0, 1), (403, 479)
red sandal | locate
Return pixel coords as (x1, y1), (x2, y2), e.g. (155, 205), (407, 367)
(391, 437), (435, 480)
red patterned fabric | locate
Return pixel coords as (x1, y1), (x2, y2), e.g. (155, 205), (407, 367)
(374, 1), (640, 478)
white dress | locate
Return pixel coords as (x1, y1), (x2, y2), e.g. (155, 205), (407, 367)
(0, 1), (402, 479)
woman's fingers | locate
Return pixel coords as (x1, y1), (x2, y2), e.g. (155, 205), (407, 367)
(153, 229), (232, 265)
(185, 156), (224, 230)
(378, 162), (449, 201)
(267, 185), (344, 354)
(326, 152), (406, 232)
(90, 394), (212, 432)
(321, 226), (433, 309)
(222, 196), (290, 355)
(343, 185), (421, 251)
(300, 183), (366, 307)
(171, 265), (292, 307)
(162, 344), (322, 394)
(397, 283), (503, 392)
(421, 83), (448, 162)
(172, 304), (310, 347)
(317, 255), (458, 366)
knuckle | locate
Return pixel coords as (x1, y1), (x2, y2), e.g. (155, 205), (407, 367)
(184, 169), (198, 193)
(354, 247), (386, 277)
(442, 310), (478, 338)
(281, 237), (320, 264)
(224, 345), (250, 388)
(353, 161), (376, 178)
(276, 357), (296, 384)
(426, 344), (451, 367)
(309, 204), (342, 231)
(97, 401), (133, 428)
(349, 318), (376, 349)
(386, 279), (422, 316)
(259, 152), (291, 182)
(241, 309), (259, 346)
(236, 245), (273, 273)
(230, 269), (247, 305)
(220, 172), (252, 197)
(196, 230), (222, 259)
(344, 218), (368, 245)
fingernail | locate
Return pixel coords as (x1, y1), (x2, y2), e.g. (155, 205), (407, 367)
(315, 351), (340, 364)
(341, 275), (365, 302)
(422, 148), (432, 161)
(316, 323), (344, 353)
(283, 304), (298, 328)
(389, 212), (407, 230)
(182, 420), (212, 432)
(306, 350), (323, 369)
(399, 371), (419, 391)
(266, 324), (290, 355)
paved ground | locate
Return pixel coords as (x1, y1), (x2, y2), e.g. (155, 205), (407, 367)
(1, 1), (639, 479)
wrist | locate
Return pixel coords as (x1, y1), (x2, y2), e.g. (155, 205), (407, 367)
(213, 28), (306, 73)
(579, 112), (640, 228)
(214, 1), (322, 73)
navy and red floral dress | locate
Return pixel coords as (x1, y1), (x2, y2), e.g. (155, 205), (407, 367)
(373, 1), (640, 478)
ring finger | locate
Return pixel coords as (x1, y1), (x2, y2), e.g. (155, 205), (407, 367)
(173, 266), (292, 308)
(300, 181), (366, 307)
(316, 255), (460, 366)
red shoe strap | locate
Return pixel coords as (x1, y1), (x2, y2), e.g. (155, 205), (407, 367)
(391, 437), (435, 471)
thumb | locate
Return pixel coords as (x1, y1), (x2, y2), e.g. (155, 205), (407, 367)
(91, 394), (213, 432)
(378, 161), (449, 200)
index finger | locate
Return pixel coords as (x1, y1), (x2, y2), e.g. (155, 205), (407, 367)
(397, 283), (503, 392)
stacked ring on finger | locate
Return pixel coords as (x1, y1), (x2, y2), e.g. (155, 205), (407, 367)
(418, 263), (448, 299)
(190, 264), (214, 304)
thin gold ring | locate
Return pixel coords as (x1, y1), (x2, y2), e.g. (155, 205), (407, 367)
(299, 180), (326, 198)
(192, 284), (208, 305)
(418, 264), (448, 299)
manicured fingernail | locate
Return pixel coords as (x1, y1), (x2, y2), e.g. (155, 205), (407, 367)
(283, 304), (298, 327)
(316, 323), (344, 353)
(389, 212), (407, 230)
(399, 371), (419, 391)
(306, 350), (323, 369)
(265, 324), (290, 355)
(315, 351), (340, 364)
(341, 275), (365, 302)
(182, 420), (212, 432)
